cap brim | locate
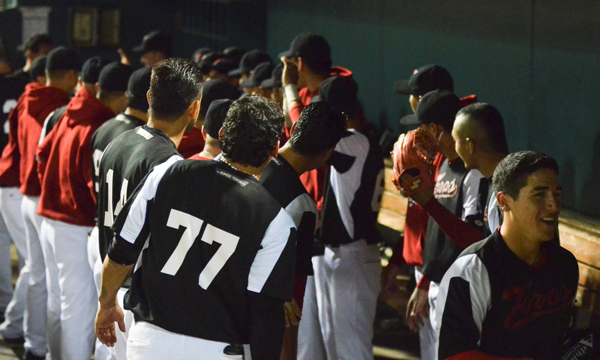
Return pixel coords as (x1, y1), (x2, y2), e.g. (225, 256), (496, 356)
(394, 80), (415, 95)
(240, 79), (259, 88)
(228, 68), (244, 77)
(260, 79), (276, 89)
(399, 114), (421, 126)
(279, 50), (298, 59)
(310, 95), (323, 104)
(132, 44), (147, 54)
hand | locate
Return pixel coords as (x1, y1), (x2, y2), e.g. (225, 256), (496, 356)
(381, 263), (402, 295)
(405, 287), (430, 333)
(281, 57), (299, 86)
(284, 299), (302, 327)
(95, 303), (126, 347)
(117, 48), (131, 66)
(400, 172), (434, 206)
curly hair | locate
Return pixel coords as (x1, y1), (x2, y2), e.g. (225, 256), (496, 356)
(289, 102), (347, 157)
(220, 96), (284, 167)
(493, 151), (559, 199)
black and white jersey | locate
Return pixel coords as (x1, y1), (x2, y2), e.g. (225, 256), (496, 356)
(97, 125), (180, 262)
(436, 230), (578, 359)
(91, 114), (146, 198)
(319, 130), (384, 246)
(39, 105), (67, 143)
(108, 159), (296, 343)
(260, 155), (318, 276)
(0, 73), (29, 150)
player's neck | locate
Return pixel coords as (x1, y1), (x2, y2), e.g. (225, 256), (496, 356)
(201, 143), (220, 159)
(147, 117), (185, 148)
(478, 153), (506, 179)
(500, 222), (542, 265)
(278, 145), (310, 175)
(220, 156), (266, 179)
(124, 108), (148, 123)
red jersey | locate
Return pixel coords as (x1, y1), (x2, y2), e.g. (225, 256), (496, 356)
(187, 153), (212, 161)
(17, 85), (70, 196)
(0, 82), (44, 187)
(37, 87), (115, 226)
(178, 127), (205, 159)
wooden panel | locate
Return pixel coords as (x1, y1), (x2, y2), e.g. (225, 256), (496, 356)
(559, 228), (600, 268)
(577, 286), (600, 316)
(384, 168), (398, 193)
(381, 191), (408, 216)
(377, 208), (405, 232)
(578, 263), (600, 292)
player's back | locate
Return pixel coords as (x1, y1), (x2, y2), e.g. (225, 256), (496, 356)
(97, 125), (179, 260)
(112, 159), (296, 344)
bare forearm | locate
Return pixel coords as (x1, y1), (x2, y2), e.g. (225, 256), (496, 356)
(99, 257), (132, 308)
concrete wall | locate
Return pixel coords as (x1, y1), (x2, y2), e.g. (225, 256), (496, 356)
(266, 0), (600, 218)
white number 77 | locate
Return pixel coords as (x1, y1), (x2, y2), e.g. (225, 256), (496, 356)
(160, 209), (240, 289)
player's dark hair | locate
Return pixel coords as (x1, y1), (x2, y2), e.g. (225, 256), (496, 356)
(220, 96), (283, 167)
(493, 151), (559, 199)
(126, 92), (149, 112)
(149, 58), (203, 122)
(289, 102), (347, 157)
(24, 34), (52, 54)
(457, 102), (509, 154)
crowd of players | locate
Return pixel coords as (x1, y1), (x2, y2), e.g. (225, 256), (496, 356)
(0, 29), (578, 360)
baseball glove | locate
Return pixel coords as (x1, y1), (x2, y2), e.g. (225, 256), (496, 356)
(391, 129), (438, 197)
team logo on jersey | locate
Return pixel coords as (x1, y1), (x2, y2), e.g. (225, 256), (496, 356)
(433, 172), (459, 198)
(503, 280), (575, 330)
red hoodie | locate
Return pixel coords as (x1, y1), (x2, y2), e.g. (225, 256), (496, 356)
(17, 85), (70, 196)
(0, 82), (45, 187)
(178, 126), (205, 159)
(37, 87), (115, 226)
(289, 66), (353, 211)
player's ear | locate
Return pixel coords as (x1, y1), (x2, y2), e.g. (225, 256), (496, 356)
(270, 140), (280, 159)
(201, 126), (207, 141)
(466, 137), (475, 154)
(288, 122), (297, 137)
(497, 192), (510, 212)
(188, 98), (201, 121)
(146, 90), (150, 104)
(94, 83), (100, 94)
(218, 127), (224, 142)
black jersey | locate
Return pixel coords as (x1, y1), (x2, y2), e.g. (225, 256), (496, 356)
(260, 155), (318, 276)
(0, 73), (29, 150)
(436, 230), (578, 360)
(97, 125), (180, 262)
(91, 114), (146, 197)
(108, 159), (296, 343)
(319, 130), (384, 246)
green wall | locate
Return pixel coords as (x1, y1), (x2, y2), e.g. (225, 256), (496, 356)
(266, 0), (600, 218)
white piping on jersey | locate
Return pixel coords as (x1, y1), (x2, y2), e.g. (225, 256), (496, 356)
(247, 208), (295, 294)
(136, 127), (154, 140)
(435, 253), (492, 356)
(330, 130), (369, 239)
(285, 193), (318, 232)
(118, 155), (182, 243)
(461, 169), (484, 220)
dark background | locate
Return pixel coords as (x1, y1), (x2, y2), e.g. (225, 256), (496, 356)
(1, 0), (599, 219)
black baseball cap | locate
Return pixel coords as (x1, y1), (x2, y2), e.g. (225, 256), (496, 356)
(281, 33), (332, 73)
(400, 90), (461, 129)
(260, 63), (283, 89)
(223, 47), (244, 65)
(240, 62), (274, 88)
(204, 99), (233, 139)
(394, 64), (454, 96)
(127, 67), (152, 96)
(200, 79), (241, 117)
(20, 33), (52, 52)
(228, 49), (271, 77)
(45, 47), (81, 72)
(81, 57), (110, 84)
(192, 47), (212, 63)
(133, 30), (172, 57)
(98, 62), (133, 92)
(211, 58), (237, 75)
(311, 76), (359, 118)
(29, 55), (47, 81)
(198, 52), (223, 75)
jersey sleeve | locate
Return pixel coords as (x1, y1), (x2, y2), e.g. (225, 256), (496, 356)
(108, 155), (181, 265)
(461, 169), (484, 222)
(247, 208), (297, 302)
(436, 253), (492, 360)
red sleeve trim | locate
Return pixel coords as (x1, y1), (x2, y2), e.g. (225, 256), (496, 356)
(446, 350), (532, 360)
(423, 198), (485, 249)
(289, 102), (304, 124)
(416, 275), (430, 291)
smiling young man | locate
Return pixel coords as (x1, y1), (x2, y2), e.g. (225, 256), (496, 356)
(435, 151), (578, 360)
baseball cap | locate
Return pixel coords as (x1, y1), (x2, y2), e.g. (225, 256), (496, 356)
(98, 62), (133, 92)
(29, 55), (47, 81)
(20, 33), (52, 52)
(260, 63), (283, 89)
(200, 79), (241, 117)
(281, 33), (332, 73)
(133, 30), (172, 56)
(311, 76), (359, 118)
(81, 57), (110, 84)
(127, 67), (152, 97)
(228, 49), (271, 77)
(223, 47), (244, 65)
(240, 62), (273, 88)
(211, 58), (237, 75)
(45, 47), (82, 72)
(204, 99), (233, 139)
(400, 90), (461, 128)
(198, 52), (223, 75)
(192, 47), (212, 63)
(394, 64), (454, 96)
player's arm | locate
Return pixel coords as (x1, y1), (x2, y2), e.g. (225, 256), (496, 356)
(422, 198), (486, 249)
(95, 257), (131, 347)
(247, 209), (297, 360)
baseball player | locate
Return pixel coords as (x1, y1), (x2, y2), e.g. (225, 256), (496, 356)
(260, 102), (347, 360)
(188, 99), (232, 160)
(36, 61), (132, 360)
(16, 46), (81, 360)
(228, 49), (272, 89)
(96, 96), (296, 360)
(132, 30), (172, 68)
(0, 55), (47, 348)
(435, 151), (578, 359)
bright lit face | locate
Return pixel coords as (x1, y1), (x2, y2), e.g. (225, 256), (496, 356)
(141, 51), (166, 68)
(503, 168), (562, 243)
(452, 114), (474, 169)
(409, 94), (420, 113)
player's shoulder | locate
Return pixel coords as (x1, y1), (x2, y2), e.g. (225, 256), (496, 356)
(546, 241), (578, 269)
(454, 233), (498, 275)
